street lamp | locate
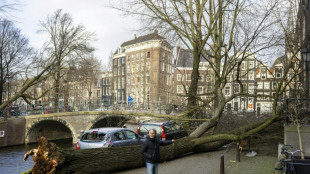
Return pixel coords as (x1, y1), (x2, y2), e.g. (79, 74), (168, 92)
(254, 81), (258, 115)
(5, 74), (12, 120)
(301, 47), (310, 98)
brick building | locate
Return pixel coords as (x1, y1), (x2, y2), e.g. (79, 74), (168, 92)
(113, 30), (173, 108)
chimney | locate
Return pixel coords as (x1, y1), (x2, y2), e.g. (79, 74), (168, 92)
(134, 34), (137, 39)
(154, 29), (158, 39)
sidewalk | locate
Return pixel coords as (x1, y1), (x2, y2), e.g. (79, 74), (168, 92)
(114, 143), (277, 174)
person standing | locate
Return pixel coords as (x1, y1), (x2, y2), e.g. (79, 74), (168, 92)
(141, 129), (175, 174)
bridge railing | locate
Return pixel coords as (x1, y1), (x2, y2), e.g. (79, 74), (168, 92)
(1, 101), (187, 116)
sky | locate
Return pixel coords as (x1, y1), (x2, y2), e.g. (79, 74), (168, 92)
(9, 0), (140, 67)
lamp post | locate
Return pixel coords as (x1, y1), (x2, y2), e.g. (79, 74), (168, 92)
(254, 81), (258, 115)
(301, 47), (310, 98)
(88, 91), (92, 111)
(5, 74), (12, 120)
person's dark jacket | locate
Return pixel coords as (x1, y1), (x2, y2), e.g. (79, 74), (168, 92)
(141, 135), (173, 163)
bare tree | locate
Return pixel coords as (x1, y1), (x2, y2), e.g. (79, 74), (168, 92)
(76, 55), (102, 111)
(0, 19), (32, 105)
(39, 9), (95, 112)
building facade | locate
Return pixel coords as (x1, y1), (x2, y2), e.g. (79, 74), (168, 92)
(113, 30), (173, 108)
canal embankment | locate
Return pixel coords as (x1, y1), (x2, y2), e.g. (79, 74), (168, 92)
(0, 117), (26, 147)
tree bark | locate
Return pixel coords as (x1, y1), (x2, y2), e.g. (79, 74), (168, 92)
(56, 137), (195, 173)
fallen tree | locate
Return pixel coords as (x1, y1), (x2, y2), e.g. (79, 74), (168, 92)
(24, 110), (284, 174)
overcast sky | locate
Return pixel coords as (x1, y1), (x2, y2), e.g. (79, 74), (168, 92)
(10, 0), (140, 66)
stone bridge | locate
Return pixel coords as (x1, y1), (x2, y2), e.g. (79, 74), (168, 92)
(24, 111), (155, 144)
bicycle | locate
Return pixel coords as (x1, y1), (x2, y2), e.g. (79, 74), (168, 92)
(280, 144), (302, 174)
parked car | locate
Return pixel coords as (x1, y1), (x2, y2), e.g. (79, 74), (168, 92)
(136, 121), (188, 140)
(76, 127), (142, 149)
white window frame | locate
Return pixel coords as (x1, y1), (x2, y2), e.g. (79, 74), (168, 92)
(199, 75), (204, 82)
(225, 86), (230, 95)
(177, 85), (183, 94)
(249, 61), (254, 69)
(249, 71), (254, 80)
(264, 82), (270, 89)
(177, 74), (183, 81)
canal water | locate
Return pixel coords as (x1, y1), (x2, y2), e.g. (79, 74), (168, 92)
(0, 139), (75, 174)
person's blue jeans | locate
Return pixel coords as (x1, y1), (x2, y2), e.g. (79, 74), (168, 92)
(146, 162), (158, 174)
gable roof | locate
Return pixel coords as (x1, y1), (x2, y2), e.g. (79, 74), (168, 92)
(175, 47), (210, 67)
(121, 30), (166, 47)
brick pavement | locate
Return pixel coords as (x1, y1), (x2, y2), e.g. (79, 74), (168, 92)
(114, 144), (277, 174)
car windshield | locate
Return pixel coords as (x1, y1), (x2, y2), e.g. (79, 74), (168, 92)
(164, 123), (181, 133)
(139, 125), (162, 135)
(81, 132), (106, 142)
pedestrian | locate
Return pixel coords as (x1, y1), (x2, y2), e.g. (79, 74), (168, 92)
(141, 129), (175, 174)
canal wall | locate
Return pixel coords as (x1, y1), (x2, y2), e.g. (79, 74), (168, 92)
(0, 117), (26, 147)
(284, 124), (310, 156)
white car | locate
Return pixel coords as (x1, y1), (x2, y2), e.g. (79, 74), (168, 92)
(76, 127), (142, 149)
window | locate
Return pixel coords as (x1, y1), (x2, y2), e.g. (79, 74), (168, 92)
(127, 65), (130, 73)
(122, 66), (125, 75)
(177, 85), (183, 93)
(199, 75), (204, 82)
(141, 52), (145, 59)
(127, 55), (130, 61)
(137, 76), (140, 84)
(136, 64), (139, 72)
(146, 61), (150, 71)
(146, 76), (150, 83)
(242, 84), (247, 92)
(264, 82), (270, 89)
(225, 87), (230, 95)
(249, 61), (254, 69)
(257, 82), (263, 89)
(132, 54), (135, 61)
(264, 92), (269, 100)
(257, 92), (263, 100)
(241, 62), (247, 70)
(132, 76), (135, 85)
(177, 74), (182, 81)
(241, 71), (247, 80)
(249, 71), (254, 80)
(206, 86), (212, 93)
(141, 64), (144, 71)
(234, 84), (240, 93)
(186, 74), (191, 81)
(248, 83), (254, 94)
(206, 75), (212, 82)
(198, 86), (203, 94)
(226, 76), (230, 82)
(136, 53), (140, 60)
(273, 82), (277, 89)
(124, 130), (137, 139)
(131, 64), (135, 73)
(147, 51), (150, 58)
(122, 57), (125, 64)
(127, 76), (130, 85)
(276, 73), (281, 78)
(162, 62), (165, 71)
(114, 132), (126, 140)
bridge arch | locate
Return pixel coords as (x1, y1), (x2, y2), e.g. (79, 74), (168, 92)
(25, 118), (77, 144)
(84, 115), (132, 131)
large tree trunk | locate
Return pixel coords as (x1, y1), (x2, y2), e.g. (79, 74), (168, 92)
(57, 137), (195, 173)
(25, 137), (227, 174)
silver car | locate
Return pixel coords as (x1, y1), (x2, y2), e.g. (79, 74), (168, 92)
(76, 127), (142, 149)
